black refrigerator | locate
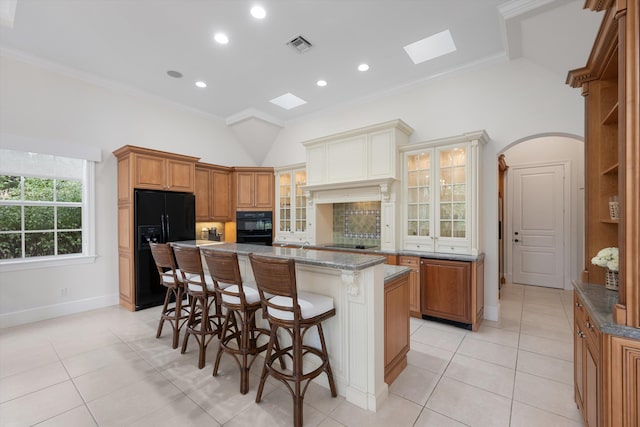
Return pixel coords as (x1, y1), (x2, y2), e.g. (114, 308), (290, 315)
(134, 189), (195, 310)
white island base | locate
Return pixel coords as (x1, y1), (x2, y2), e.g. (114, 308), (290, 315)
(237, 255), (388, 412)
(186, 242), (391, 412)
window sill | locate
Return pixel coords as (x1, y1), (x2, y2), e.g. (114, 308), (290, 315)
(0, 254), (97, 272)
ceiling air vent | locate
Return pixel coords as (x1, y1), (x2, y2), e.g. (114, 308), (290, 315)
(287, 35), (312, 53)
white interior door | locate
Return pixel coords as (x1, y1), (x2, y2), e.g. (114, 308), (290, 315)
(511, 164), (565, 288)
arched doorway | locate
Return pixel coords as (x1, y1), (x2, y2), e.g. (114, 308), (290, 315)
(499, 134), (584, 290)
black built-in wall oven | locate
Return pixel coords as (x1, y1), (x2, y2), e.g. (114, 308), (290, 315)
(236, 211), (273, 246)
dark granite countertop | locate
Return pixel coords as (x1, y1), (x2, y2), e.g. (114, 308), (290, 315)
(172, 241), (386, 271)
(574, 281), (640, 340)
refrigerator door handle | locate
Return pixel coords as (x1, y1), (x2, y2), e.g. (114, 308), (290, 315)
(160, 214), (166, 242)
(165, 214), (171, 241)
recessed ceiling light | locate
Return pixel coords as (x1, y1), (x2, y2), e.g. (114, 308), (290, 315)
(403, 29), (457, 64)
(166, 70), (183, 78)
(195, 81), (207, 88)
(317, 80), (327, 87)
(250, 5), (266, 19)
(214, 32), (229, 44)
(358, 63), (370, 72)
(269, 92), (307, 110)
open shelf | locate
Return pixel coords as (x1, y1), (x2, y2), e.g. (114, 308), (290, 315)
(601, 102), (619, 125)
(601, 163), (619, 175)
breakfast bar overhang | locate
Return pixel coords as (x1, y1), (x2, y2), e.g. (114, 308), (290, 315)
(174, 241), (410, 412)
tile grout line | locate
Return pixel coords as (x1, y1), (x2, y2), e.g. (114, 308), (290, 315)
(507, 282), (526, 427)
(50, 338), (100, 427)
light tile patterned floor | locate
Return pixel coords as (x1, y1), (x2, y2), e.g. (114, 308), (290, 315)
(0, 283), (584, 426)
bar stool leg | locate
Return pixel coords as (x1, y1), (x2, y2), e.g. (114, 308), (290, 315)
(212, 309), (233, 377)
(156, 287), (172, 340)
(239, 311), (253, 395)
(317, 323), (337, 397)
(171, 288), (183, 349)
(181, 293), (198, 355)
(293, 328), (303, 427)
(255, 323), (278, 403)
(197, 296), (210, 369)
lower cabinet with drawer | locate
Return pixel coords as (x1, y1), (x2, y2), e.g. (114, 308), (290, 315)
(420, 257), (484, 331)
(398, 256), (421, 317)
(574, 293), (601, 427)
(573, 288), (640, 427)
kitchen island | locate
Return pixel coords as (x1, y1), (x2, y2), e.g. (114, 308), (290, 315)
(174, 241), (410, 412)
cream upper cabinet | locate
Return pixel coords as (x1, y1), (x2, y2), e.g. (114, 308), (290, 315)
(275, 164), (309, 244)
(304, 120), (413, 187)
(401, 131), (487, 255)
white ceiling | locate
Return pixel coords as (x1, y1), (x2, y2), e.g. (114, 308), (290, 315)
(0, 0), (603, 162)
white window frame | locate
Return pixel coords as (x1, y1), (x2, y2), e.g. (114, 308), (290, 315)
(0, 138), (98, 271)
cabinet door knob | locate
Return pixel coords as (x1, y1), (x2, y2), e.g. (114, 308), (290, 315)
(577, 330), (585, 338)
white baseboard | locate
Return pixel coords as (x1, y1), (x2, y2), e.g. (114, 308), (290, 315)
(484, 304), (499, 322)
(0, 294), (119, 329)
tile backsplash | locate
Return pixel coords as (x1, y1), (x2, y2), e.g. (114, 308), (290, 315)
(332, 201), (381, 246)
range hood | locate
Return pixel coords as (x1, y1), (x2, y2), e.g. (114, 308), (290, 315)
(302, 119), (412, 204)
(302, 177), (397, 204)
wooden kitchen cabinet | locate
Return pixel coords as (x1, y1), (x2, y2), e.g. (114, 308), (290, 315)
(384, 270), (410, 384)
(130, 150), (196, 192)
(112, 145), (199, 311)
(233, 167), (274, 211)
(568, 2), (640, 424)
(195, 163), (231, 221)
(420, 256), (484, 330)
(421, 258), (470, 323)
(567, 0), (639, 329)
(574, 285), (640, 427)
(608, 336), (640, 427)
(398, 256), (421, 317)
(574, 293), (601, 427)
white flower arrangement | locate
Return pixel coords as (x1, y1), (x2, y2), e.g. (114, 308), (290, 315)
(591, 247), (619, 272)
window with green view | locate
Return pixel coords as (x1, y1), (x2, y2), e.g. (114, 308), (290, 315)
(0, 149), (88, 261)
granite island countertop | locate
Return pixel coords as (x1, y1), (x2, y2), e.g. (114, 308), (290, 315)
(172, 241), (386, 272)
(574, 281), (640, 340)
(383, 264), (411, 283)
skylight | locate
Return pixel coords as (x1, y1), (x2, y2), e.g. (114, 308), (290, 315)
(403, 29), (456, 64)
(269, 93), (307, 110)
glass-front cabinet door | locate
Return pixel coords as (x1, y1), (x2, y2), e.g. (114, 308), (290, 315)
(406, 150), (432, 241)
(437, 146), (467, 241)
(293, 170), (307, 233)
(403, 133), (485, 255)
(275, 164), (308, 244)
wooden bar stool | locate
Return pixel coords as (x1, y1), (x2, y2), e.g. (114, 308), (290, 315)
(149, 242), (190, 349)
(201, 248), (272, 394)
(249, 253), (337, 427)
(172, 244), (223, 369)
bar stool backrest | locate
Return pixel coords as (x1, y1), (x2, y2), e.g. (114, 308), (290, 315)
(149, 242), (181, 287)
(201, 248), (247, 306)
(249, 253), (300, 323)
(171, 245), (208, 295)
